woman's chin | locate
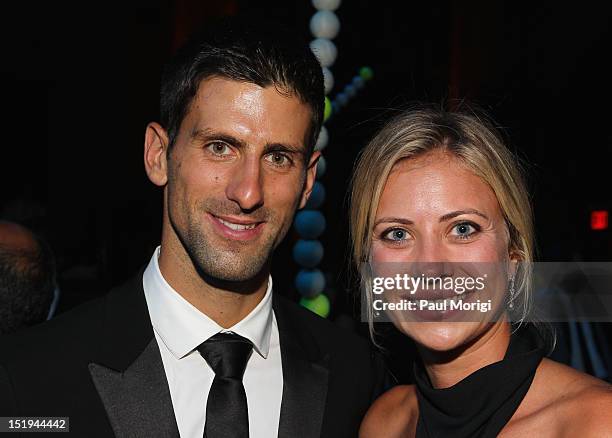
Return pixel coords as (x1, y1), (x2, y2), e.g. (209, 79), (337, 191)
(396, 320), (485, 353)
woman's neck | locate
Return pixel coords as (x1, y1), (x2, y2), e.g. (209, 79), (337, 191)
(419, 321), (511, 389)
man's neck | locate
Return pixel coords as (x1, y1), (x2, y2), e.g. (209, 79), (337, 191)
(157, 243), (269, 329)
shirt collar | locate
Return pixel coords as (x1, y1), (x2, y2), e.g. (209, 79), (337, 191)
(143, 246), (274, 360)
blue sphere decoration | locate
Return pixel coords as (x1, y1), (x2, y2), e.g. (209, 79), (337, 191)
(295, 269), (326, 297)
(305, 181), (326, 209)
(293, 239), (324, 268)
(294, 210), (326, 239)
(315, 126), (328, 152)
(336, 92), (348, 106)
(345, 84), (357, 98)
(316, 155), (327, 179)
(352, 75), (365, 89)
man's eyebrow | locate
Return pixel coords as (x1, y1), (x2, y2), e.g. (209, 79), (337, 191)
(373, 217), (414, 227)
(190, 128), (247, 149)
(263, 142), (306, 157)
(191, 128), (306, 158)
(439, 209), (489, 222)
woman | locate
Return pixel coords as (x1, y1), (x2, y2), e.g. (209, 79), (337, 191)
(351, 108), (612, 437)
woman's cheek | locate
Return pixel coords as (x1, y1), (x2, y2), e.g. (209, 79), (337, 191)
(370, 241), (408, 263)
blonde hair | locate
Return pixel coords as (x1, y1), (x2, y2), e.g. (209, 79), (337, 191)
(350, 107), (534, 338)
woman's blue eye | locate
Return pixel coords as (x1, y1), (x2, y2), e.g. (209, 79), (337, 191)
(384, 229), (408, 241)
(452, 222), (478, 239)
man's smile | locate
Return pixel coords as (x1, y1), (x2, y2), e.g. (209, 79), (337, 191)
(207, 213), (265, 241)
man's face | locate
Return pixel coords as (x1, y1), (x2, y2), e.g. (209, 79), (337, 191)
(163, 77), (317, 283)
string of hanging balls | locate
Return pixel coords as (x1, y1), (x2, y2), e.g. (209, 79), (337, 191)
(295, 0), (373, 318)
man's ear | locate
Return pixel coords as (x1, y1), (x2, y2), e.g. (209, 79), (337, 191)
(298, 151), (321, 209)
(144, 122), (170, 187)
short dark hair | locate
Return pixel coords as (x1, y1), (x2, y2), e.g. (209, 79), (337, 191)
(160, 18), (325, 156)
(0, 233), (56, 335)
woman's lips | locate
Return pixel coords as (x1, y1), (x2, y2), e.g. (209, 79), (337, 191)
(397, 288), (478, 301)
(389, 289), (483, 322)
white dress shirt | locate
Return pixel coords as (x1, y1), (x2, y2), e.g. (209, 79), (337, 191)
(143, 247), (283, 438)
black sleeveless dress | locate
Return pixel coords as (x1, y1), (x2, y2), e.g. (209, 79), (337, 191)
(414, 325), (546, 437)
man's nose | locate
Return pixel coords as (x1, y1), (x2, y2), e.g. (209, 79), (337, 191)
(225, 156), (264, 212)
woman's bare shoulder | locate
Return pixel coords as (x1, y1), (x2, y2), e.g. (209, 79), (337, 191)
(546, 359), (612, 436)
(524, 358), (612, 436)
(537, 357), (611, 399)
(359, 384), (418, 438)
(570, 383), (612, 437)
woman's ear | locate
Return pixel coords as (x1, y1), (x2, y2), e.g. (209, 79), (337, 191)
(144, 122), (170, 187)
(508, 248), (522, 279)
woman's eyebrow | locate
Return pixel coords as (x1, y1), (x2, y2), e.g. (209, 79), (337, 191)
(373, 217), (414, 227)
(374, 210), (490, 227)
(439, 209), (489, 222)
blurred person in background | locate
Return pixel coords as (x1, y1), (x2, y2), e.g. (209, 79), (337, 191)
(0, 220), (57, 335)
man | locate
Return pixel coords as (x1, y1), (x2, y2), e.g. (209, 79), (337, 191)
(0, 221), (57, 335)
(0, 20), (387, 437)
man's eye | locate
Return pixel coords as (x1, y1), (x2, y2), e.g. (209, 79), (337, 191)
(265, 152), (291, 166)
(207, 142), (231, 156)
(383, 228), (409, 242)
(451, 222), (479, 240)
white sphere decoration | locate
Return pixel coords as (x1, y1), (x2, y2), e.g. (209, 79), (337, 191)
(316, 155), (327, 179)
(322, 67), (334, 95)
(312, 0), (342, 11)
(310, 11), (340, 40)
(315, 126), (328, 152)
(310, 38), (337, 68)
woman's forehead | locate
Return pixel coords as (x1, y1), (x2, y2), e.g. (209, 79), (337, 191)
(390, 149), (462, 173)
(380, 152), (502, 218)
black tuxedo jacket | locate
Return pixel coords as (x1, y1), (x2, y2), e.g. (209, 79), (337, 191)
(0, 272), (388, 437)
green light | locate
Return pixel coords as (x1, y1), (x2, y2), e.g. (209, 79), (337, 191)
(324, 96), (333, 122)
(300, 293), (330, 318)
(359, 66), (374, 81)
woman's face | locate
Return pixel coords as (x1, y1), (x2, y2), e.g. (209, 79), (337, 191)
(370, 150), (515, 352)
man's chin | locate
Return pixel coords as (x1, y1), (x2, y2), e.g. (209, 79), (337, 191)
(191, 252), (270, 289)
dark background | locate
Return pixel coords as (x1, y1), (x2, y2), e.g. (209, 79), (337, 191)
(2, 1), (611, 380)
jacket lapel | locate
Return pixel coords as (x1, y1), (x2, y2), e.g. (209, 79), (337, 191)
(88, 271), (179, 437)
(274, 295), (330, 438)
(89, 339), (179, 437)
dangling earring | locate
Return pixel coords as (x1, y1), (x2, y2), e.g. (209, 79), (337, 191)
(508, 276), (515, 310)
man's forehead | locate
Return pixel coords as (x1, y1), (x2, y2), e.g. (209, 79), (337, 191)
(193, 76), (298, 105)
(183, 77), (312, 146)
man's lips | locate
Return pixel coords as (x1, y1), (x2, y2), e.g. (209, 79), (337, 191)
(215, 213), (262, 228)
(207, 213), (265, 240)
